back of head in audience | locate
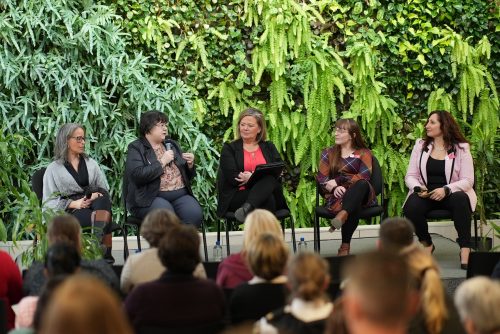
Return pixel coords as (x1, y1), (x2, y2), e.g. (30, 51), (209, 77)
(287, 252), (330, 301)
(245, 233), (289, 280)
(44, 242), (81, 277)
(378, 217), (415, 252)
(140, 209), (181, 247)
(342, 251), (414, 334)
(158, 224), (200, 275)
(243, 209), (282, 251)
(47, 215), (82, 254)
(39, 275), (133, 334)
(454, 276), (500, 334)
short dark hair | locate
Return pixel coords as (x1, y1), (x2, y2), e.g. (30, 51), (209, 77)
(139, 111), (169, 137)
(44, 242), (81, 277)
(158, 225), (200, 274)
(379, 217), (415, 252)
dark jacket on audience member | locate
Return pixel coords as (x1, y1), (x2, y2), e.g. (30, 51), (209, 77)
(23, 260), (119, 296)
(229, 281), (289, 324)
(125, 137), (195, 210)
(216, 139), (287, 217)
(124, 272), (225, 330)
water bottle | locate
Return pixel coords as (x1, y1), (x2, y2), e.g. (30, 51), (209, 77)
(297, 237), (308, 252)
(213, 241), (223, 262)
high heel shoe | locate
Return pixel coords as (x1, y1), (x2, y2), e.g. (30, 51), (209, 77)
(459, 247), (470, 270)
(330, 210), (348, 230)
(234, 202), (253, 223)
(337, 243), (350, 256)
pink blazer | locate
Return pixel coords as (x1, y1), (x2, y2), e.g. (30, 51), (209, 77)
(404, 139), (477, 211)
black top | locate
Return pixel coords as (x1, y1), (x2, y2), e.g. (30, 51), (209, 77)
(426, 157), (447, 191)
(216, 139), (288, 217)
(125, 137), (196, 210)
(267, 307), (327, 334)
(64, 158), (89, 188)
(229, 282), (289, 325)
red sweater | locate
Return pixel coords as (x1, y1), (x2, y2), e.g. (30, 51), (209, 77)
(216, 253), (253, 289)
(0, 250), (23, 330)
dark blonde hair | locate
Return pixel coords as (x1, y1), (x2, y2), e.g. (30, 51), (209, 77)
(236, 108), (267, 142)
(140, 209), (181, 247)
(47, 215), (82, 255)
(245, 233), (289, 280)
(328, 118), (367, 176)
(288, 252), (330, 301)
(39, 275), (133, 334)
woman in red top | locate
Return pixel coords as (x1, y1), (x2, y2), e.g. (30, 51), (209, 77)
(0, 250), (23, 330)
(317, 119), (376, 255)
(217, 108), (288, 222)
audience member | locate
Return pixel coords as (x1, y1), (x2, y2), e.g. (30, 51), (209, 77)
(216, 209), (283, 289)
(229, 233), (289, 325)
(124, 225), (225, 332)
(38, 275), (133, 334)
(342, 251), (415, 334)
(325, 297), (350, 334)
(0, 250), (22, 330)
(23, 214), (119, 296)
(454, 276), (500, 334)
(255, 252), (333, 334)
(120, 209), (206, 293)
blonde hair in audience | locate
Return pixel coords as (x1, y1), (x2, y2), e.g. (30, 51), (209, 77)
(242, 209), (282, 251)
(39, 275), (133, 334)
(245, 233), (289, 280)
(288, 252), (330, 301)
(47, 215), (82, 254)
(403, 248), (447, 334)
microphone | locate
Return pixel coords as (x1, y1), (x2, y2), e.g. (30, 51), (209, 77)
(165, 142), (173, 166)
(85, 190), (92, 200)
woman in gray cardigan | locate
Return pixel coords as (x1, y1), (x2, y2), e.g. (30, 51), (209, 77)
(43, 123), (113, 262)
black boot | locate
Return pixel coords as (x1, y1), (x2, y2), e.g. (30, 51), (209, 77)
(234, 203), (254, 223)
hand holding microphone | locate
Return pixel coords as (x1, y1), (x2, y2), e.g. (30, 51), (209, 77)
(161, 143), (175, 167)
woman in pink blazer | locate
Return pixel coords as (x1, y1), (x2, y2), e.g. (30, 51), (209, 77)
(404, 110), (476, 270)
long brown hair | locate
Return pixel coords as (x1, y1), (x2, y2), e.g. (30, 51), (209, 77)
(328, 118), (367, 176)
(423, 110), (469, 150)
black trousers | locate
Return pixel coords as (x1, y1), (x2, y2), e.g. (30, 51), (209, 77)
(338, 180), (371, 244)
(228, 175), (279, 213)
(403, 191), (472, 248)
(71, 193), (112, 234)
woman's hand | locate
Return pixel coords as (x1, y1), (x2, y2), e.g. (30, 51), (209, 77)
(235, 171), (252, 186)
(324, 179), (338, 192)
(160, 150), (174, 167)
(333, 186), (346, 199)
(429, 188), (446, 201)
(182, 152), (195, 168)
(90, 192), (103, 201)
(68, 197), (92, 209)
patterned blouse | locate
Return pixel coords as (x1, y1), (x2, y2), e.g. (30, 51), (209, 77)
(317, 147), (376, 213)
(153, 145), (185, 191)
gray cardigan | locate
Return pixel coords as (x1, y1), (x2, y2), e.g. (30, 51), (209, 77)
(42, 157), (109, 211)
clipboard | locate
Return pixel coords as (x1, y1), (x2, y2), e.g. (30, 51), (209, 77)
(246, 161), (285, 187)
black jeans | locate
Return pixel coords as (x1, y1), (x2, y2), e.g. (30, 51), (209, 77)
(228, 175), (279, 213)
(71, 193), (112, 234)
(339, 180), (371, 244)
(133, 188), (203, 227)
(403, 191), (472, 248)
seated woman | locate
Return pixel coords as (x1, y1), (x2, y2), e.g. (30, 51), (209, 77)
(43, 123), (113, 261)
(23, 215), (119, 296)
(217, 108), (287, 222)
(255, 252), (333, 334)
(120, 209), (206, 294)
(317, 118), (376, 256)
(229, 233), (289, 325)
(216, 209), (284, 289)
(125, 110), (202, 227)
(124, 225), (225, 332)
(403, 110), (476, 269)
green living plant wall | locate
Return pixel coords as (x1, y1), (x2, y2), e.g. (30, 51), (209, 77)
(0, 0), (218, 250)
(107, 0), (498, 228)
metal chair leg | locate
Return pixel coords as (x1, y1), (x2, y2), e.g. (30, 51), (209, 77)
(201, 220), (208, 262)
(225, 219), (231, 256)
(136, 225), (142, 251)
(290, 216), (297, 253)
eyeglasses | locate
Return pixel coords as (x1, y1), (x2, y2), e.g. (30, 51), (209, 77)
(334, 127), (349, 134)
(155, 123), (168, 128)
(70, 136), (86, 143)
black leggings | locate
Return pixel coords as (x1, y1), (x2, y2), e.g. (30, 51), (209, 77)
(228, 175), (280, 213)
(403, 191), (472, 248)
(70, 193), (112, 234)
(339, 180), (371, 244)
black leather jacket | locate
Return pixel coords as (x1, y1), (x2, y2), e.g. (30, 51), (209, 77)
(125, 137), (195, 210)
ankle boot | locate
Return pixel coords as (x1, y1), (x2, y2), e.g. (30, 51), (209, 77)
(330, 210), (348, 230)
(234, 203), (254, 223)
(337, 243), (350, 256)
(102, 233), (115, 264)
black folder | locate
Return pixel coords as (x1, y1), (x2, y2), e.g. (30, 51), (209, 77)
(246, 161), (285, 187)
